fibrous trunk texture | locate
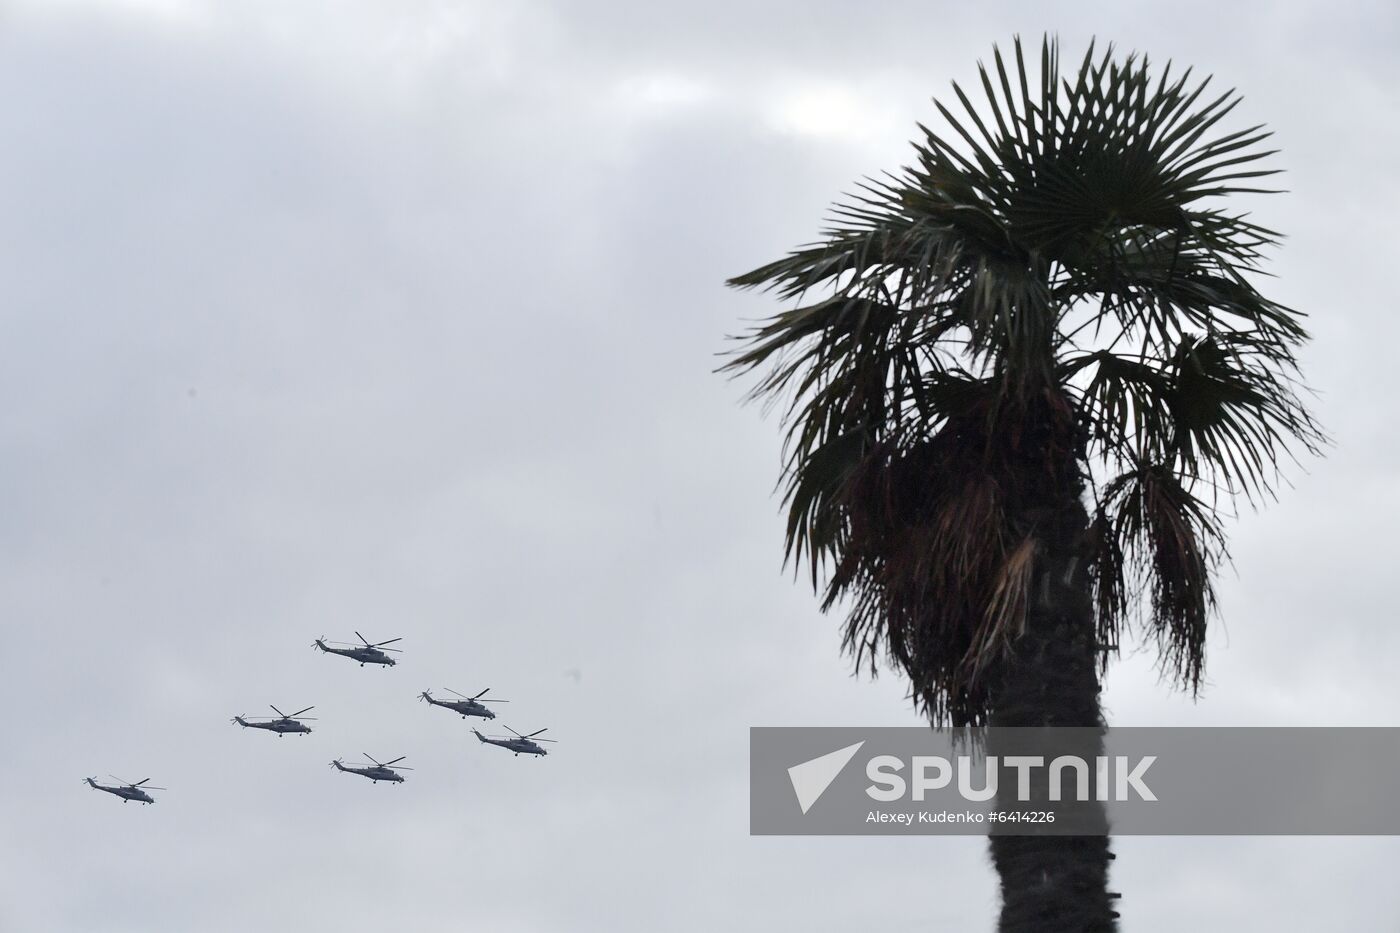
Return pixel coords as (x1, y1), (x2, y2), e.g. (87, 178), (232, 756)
(988, 494), (1119, 932)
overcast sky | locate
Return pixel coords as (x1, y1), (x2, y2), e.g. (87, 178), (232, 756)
(1, 1), (1397, 931)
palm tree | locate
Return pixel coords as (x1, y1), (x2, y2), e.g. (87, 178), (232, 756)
(726, 37), (1324, 931)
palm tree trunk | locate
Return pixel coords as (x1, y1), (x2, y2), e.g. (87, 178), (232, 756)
(987, 496), (1119, 932)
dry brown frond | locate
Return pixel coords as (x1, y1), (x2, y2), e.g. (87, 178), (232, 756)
(963, 535), (1039, 685)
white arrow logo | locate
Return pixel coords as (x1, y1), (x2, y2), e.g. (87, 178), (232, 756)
(787, 741), (865, 815)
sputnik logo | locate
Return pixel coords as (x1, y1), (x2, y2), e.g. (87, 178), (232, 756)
(787, 741), (865, 814)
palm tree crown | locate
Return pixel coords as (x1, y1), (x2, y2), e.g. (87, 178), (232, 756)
(727, 37), (1325, 726)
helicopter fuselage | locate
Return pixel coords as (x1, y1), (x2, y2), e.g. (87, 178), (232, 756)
(332, 761), (405, 783)
(425, 695), (495, 719)
(86, 779), (155, 803)
(473, 731), (548, 757)
(235, 716), (312, 735)
(316, 641), (396, 666)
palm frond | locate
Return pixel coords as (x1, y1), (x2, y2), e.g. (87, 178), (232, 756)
(1097, 464), (1228, 690)
(724, 35), (1324, 724)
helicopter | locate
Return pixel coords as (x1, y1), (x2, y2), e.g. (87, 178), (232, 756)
(84, 776), (165, 804)
(471, 726), (555, 757)
(418, 687), (508, 721)
(312, 632), (401, 667)
(232, 705), (316, 736)
(329, 754), (412, 784)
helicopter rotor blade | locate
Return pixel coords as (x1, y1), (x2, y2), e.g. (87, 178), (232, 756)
(355, 631), (372, 647)
(382, 756), (407, 767)
(269, 705), (287, 718)
(472, 688), (490, 700)
(525, 729), (548, 738)
(444, 687), (470, 700)
(363, 753), (383, 766)
(134, 778), (151, 786)
(505, 726), (524, 738)
(373, 637), (402, 648)
(142, 786), (167, 791)
(290, 706), (315, 718)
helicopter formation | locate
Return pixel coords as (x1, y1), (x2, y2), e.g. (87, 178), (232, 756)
(86, 632), (557, 805)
